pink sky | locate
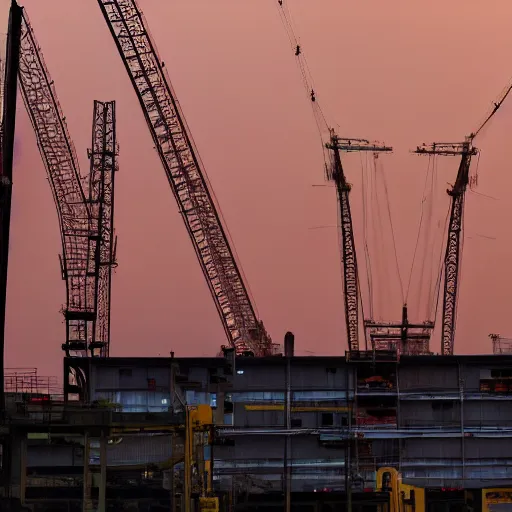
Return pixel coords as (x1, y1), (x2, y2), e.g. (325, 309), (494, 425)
(4, 0), (512, 377)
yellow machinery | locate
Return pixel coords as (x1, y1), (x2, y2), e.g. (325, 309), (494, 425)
(482, 488), (512, 512)
(185, 405), (219, 512)
(376, 468), (425, 512)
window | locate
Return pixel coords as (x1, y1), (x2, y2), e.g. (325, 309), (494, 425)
(210, 393), (217, 408)
(293, 391), (345, 401)
(431, 402), (453, 411)
(231, 392), (284, 402)
(321, 412), (334, 427)
(119, 368), (132, 377)
(291, 418), (302, 428)
(111, 391), (170, 412)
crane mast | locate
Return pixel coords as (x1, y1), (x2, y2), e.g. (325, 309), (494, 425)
(414, 141), (477, 355)
(325, 131), (392, 351)
(97, 0), (275, 356)
(86, 101), (118, 356)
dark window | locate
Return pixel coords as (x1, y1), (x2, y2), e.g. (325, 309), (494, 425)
(321, 412), (334, 427)
(431, 402), (453, 411)
(326, 368), (337, 374)
(291, 418), (302, 428)
(147, 378), (156, 391)
(491, 369), (512, 379)
(119, 368), (132, 377)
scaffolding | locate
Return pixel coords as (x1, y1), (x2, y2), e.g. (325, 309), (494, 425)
(490, 334), (512, 354)
(4, 368), (61, 398)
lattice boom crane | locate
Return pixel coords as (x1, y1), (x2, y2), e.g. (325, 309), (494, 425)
(325, 131), (392, 351)
(414, 79), (512, 355)
(18, 10), (93, 356)
(18, 9), (118, 357)
(414, 141), (476, 355)
(97, 0), (276, 356)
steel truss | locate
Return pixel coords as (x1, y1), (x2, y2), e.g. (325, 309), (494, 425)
(97, 0), (274, 356)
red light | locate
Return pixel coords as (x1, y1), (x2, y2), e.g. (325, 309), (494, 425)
(29, 395), (50, 403)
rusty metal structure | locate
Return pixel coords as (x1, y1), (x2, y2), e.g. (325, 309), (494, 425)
(97, 0), (277, 357)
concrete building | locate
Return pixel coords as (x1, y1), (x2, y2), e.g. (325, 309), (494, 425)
(4, 350), (512, 510)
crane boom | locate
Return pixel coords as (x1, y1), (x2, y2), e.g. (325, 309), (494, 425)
(413, 81), (512, 356)
(18, 10), (94, 356)
(19, 10), (117, 358)
(97, 0), (274, 356)
(414, 141), (477, 355)
(442, 146), (472, 356)
(86, 101), (118, 356)
(325, 135), (359, 351)
(325, 132), (392, 352)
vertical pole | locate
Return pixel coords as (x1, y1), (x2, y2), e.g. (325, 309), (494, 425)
(171, 433), (176, 512)
(185, 407), (192, 512)
(458, 362), (465, 485)
(284, 332), (294, 512)
(98, 430), (107, 512)
(83, 433), (91, 512)
(19, 434), (26, 505)
(347, 366), (353, 512)
(0, 0), (22, 416)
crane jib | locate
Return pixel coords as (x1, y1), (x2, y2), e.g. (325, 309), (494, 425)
(97, 0), (274, 356)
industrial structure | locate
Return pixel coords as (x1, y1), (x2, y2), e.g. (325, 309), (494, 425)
(97, 0), (277, 358)
(0, 0), (511, 511)
(1, 346), (512, 511)
(17, 10), (118, 359)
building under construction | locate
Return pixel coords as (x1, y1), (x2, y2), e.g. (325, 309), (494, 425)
(0, 1), (512, 511)
(1, 344), (512, 511)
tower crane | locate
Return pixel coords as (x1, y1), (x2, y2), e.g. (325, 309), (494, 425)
(414, 83), (512, 355)
(97, 0), (277, 357)
(325, 131), (392, 351)
(18, 9), (118, 358)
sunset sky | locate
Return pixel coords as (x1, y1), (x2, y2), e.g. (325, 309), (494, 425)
(2, 0), (512, 378)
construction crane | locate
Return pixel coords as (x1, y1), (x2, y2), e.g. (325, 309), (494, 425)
(414, 84), (512, 355)
(325, 131), (392, 351)
(18, 10), (117, 358)
(86, 101), (118, 356)
(97, 0), (277, 357)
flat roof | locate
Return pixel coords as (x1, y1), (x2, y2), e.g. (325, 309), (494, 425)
(66, 353), (512, 368)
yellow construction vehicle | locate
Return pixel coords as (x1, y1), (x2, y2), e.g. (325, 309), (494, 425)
(376, 468), (425, 512)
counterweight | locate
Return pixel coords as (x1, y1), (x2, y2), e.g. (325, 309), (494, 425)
(86, 101), (118, 357)
(97, 0), (274, 356)
(18, 11), (93, 356)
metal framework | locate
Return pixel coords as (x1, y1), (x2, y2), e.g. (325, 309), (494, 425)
(18, 11), (93, 357)
(414, 142), (477, 355)
(97, 0), (275, 356)
(18, 12), (117, 359)
(325, 132), (392, 351)
(86, 101), (118, 356)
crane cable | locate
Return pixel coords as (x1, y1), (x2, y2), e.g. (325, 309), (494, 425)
(470, 79), (512, 142)
(360, 152), (374, 319)
(378, 157), (405, 305)
(275, 0), (330, 143)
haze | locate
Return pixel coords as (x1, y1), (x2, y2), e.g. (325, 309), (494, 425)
(2, 0), (512, 378)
